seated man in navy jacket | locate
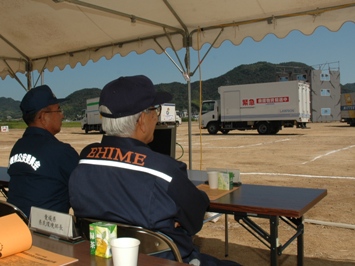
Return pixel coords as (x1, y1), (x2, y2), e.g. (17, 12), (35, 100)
(7, 85), (79, 217)
(69, 75), (239, 266)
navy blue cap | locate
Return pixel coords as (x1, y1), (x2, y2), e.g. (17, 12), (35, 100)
(99, 75), (172, 118)
(20, 85), (65, 115)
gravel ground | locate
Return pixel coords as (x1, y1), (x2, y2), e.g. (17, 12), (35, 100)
(1, 121), (354, 265)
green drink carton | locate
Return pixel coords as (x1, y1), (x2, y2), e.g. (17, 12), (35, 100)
(89, 222), (117, 258)
(218, 171), (234, 190)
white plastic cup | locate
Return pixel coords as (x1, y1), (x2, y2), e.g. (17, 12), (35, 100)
(110, 237), (140, 266)
(207, 171), (218, 189)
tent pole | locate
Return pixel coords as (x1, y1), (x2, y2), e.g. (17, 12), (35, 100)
(26, 61), (32, 91)
(27, 73), (31, 91)
(185, 46), (193, 169)
(154, 37), (192, 167)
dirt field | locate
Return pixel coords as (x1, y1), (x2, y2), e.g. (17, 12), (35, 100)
(1, 121), (354, 265)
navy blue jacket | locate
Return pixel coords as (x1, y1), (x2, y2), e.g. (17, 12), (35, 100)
(69, 136), (209, 261)
(7, 127), (79, 217)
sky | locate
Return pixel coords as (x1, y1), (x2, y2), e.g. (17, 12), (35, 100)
(1, 22), (354, 101)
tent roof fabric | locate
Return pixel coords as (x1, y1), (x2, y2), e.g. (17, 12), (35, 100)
(1, 0), (355, 80)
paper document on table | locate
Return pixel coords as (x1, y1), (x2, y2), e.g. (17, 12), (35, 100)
(197, 184), (238, 200)
(0, 213), (32, 258)
(0, 245), (79, 265)
(0, 213), (78, 265)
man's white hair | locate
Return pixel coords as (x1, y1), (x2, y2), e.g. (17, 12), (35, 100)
(100, 105), (141, 137)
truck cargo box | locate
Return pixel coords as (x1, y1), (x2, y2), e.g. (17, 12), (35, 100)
(81, 97), (102, 133)
(219, 80), (310, 123)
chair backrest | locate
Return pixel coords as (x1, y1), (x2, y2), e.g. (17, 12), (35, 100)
(0, 183), (9, 198)
(77, 217), (183, 262)
(0, 200), (29, 225)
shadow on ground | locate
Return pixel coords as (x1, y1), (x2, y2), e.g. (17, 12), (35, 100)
(194, 236), (354, 266)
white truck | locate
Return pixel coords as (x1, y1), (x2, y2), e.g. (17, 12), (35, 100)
(201, 80), (311, 135)
(81, 97), (103, 133)
(340, 92), (355, 126)
(175, 111), (182, 125)
(158, 103), (181, 126)
(81, 100), (181, 133)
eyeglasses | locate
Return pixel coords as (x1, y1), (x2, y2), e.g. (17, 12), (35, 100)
(144, 105), (161, 116)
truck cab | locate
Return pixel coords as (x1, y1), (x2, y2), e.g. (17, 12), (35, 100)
(201, 100), (221, 134)
(340, 92), (355, 126)
(175, 112), (182, 126)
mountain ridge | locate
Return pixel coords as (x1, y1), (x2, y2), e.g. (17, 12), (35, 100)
(2, 61), (355, 120)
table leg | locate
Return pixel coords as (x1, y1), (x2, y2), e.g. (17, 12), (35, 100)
(269, 216), (279, 266)
(225, 214), (228, 257)
(234, 213), (305, 266)
(297, 216), (304, 266)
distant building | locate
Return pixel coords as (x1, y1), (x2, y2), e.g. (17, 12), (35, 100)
(276, 62), (341, 123)
(310, 67), (341, 122)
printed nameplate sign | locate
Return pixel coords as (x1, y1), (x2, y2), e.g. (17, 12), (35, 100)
(29, 207), (77, 240)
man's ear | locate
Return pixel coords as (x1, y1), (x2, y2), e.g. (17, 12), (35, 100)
(34, 110), (43, 123)
(36, 110), (49, 127)
(136, 113), (146, 133)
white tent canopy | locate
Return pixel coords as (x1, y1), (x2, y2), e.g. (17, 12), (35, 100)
(1, 0), (355, 167)
(1, 0), (355, 83)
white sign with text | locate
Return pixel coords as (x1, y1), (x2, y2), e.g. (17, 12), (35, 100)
(29, 207), (74, 238)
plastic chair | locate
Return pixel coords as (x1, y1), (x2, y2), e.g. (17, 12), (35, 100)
(0, 200), (29, 225)
(76, 217), (183, 262)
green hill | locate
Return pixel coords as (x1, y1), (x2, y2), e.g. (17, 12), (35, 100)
(61, 88), (101, 121)
(342, 83), (355, 93)
(0, 97), (22, 120)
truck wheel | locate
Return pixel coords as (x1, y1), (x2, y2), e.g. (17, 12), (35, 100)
(257, 122), (271, 135)
(221, 129), (229, 135)
(85, 126), (88, 134)
(176, 121), (180, 127)
(270, 127), (279, 134)
(270, 123), (280, 134)
(207, 122), (219, 135)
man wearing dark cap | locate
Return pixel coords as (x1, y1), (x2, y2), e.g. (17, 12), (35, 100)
(7, 85), (79, 218)
(69, 75), (239, 266)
